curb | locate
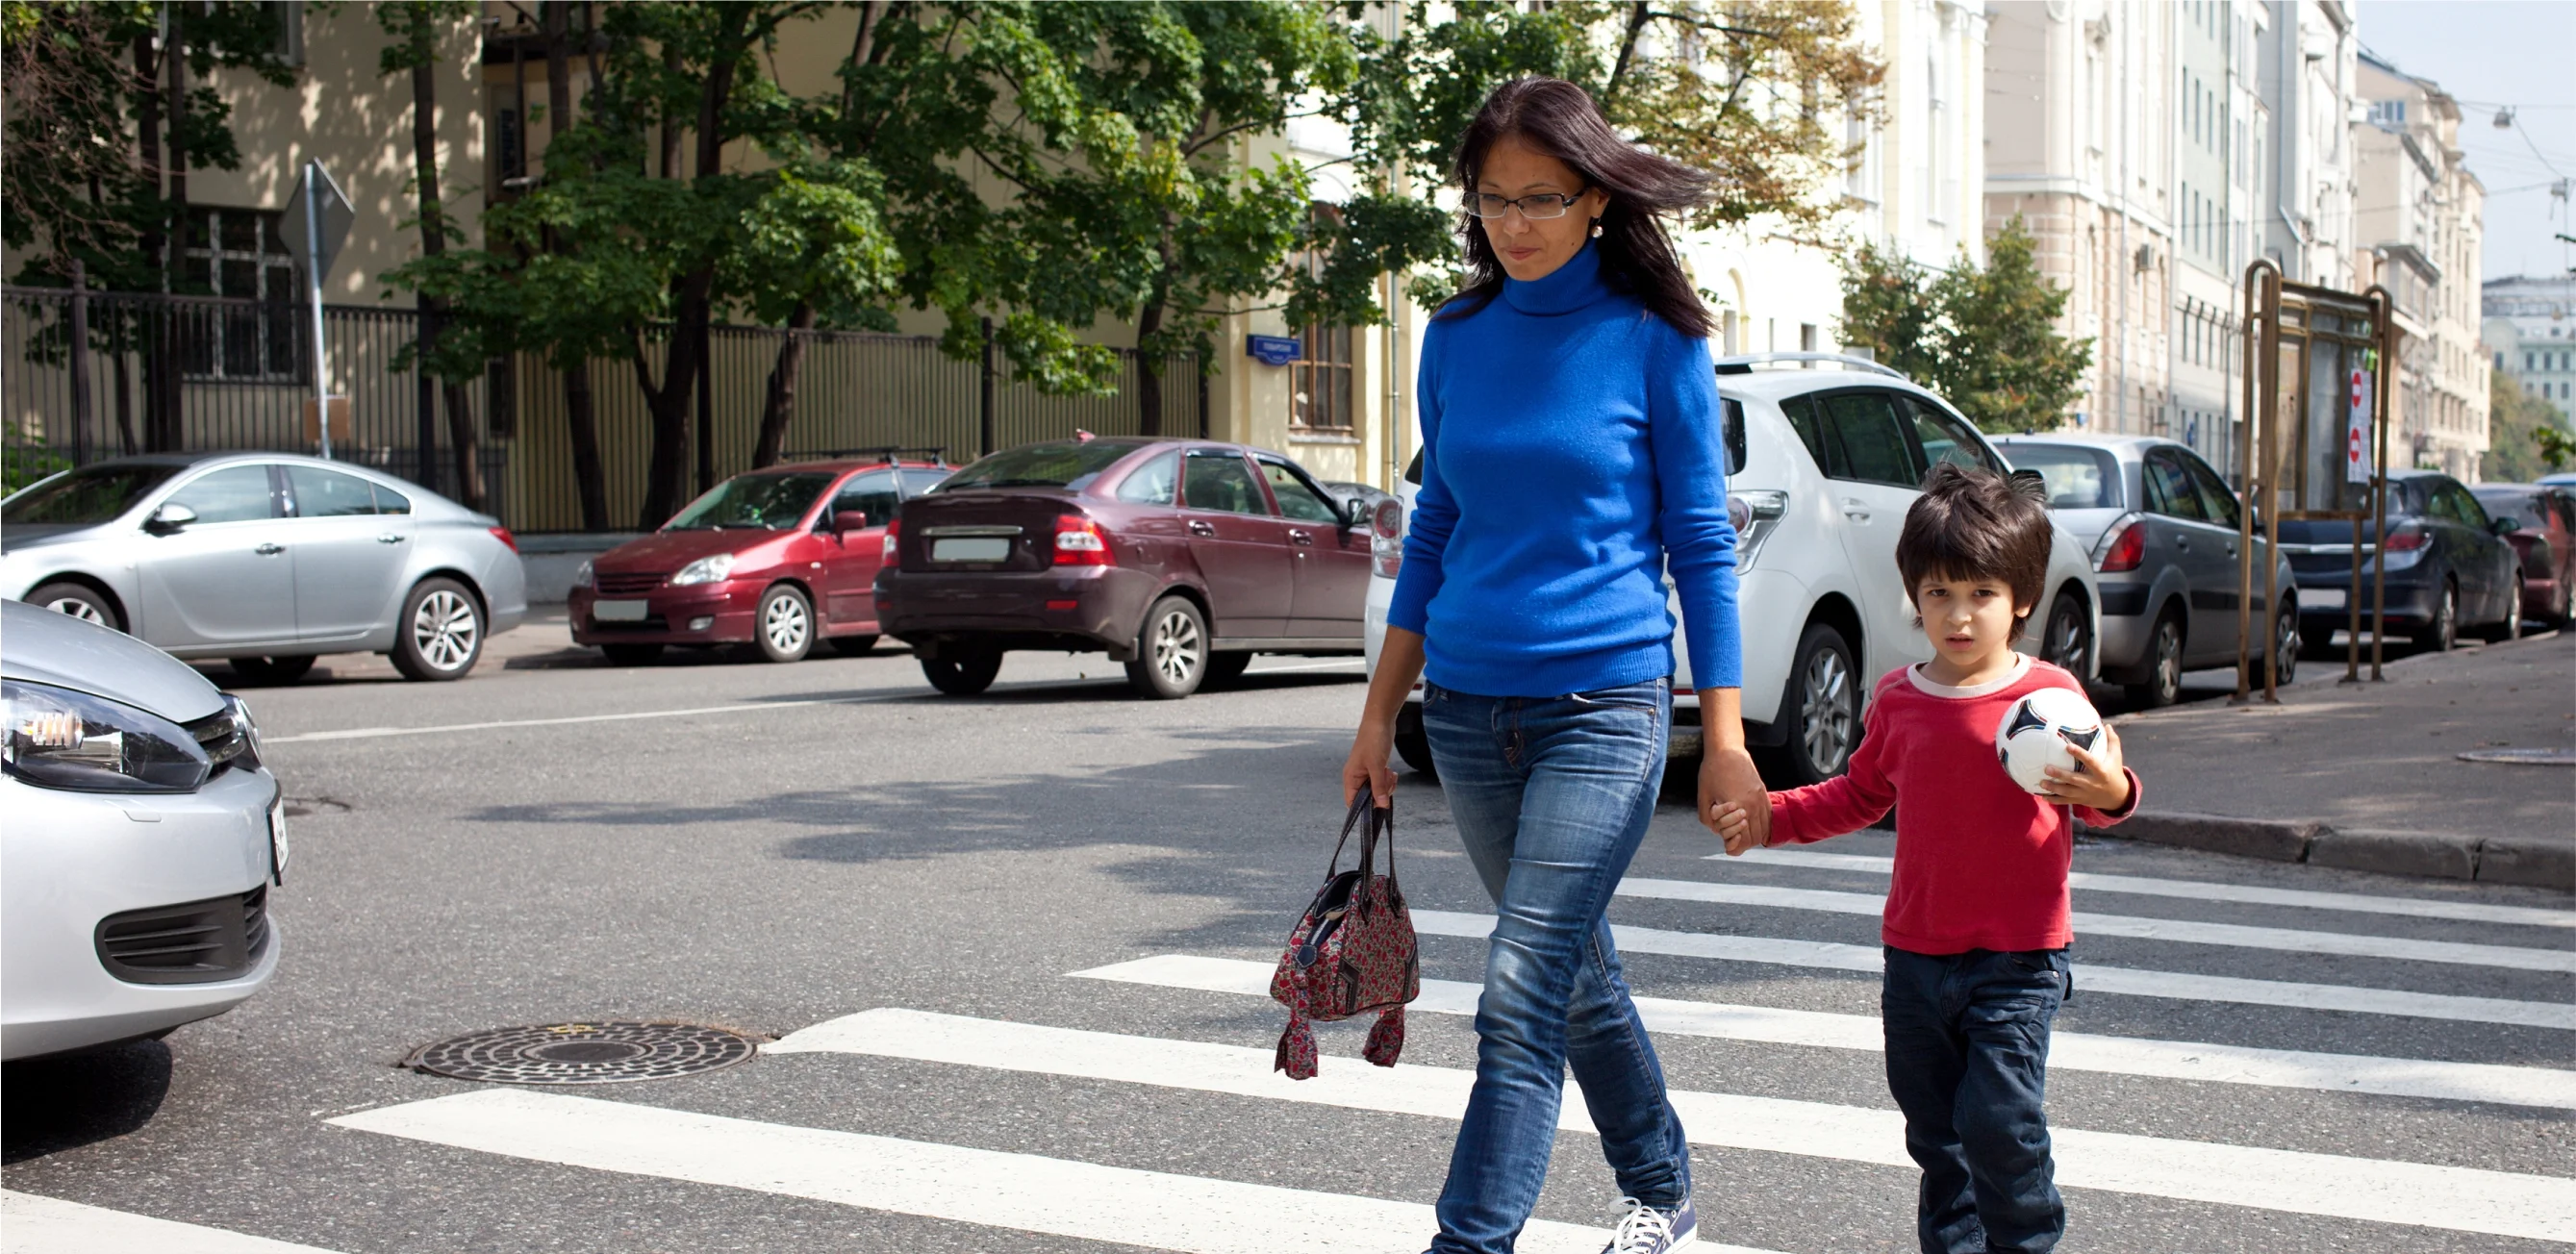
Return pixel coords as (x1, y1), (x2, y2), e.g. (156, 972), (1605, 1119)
(2089, 812), (2574, 890)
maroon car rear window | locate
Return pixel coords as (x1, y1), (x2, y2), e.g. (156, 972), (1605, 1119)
(939, 441), (1136, 492)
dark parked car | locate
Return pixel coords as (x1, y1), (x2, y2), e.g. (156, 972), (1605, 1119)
(1993, 434), (2299, 706)
(874, 438), (1375, 698)
(2278, 469), (2519, 652)
(2469, 483), (2575, 628)
(570, 457), (950, 665)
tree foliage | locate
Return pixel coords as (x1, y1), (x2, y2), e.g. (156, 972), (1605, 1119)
(1296, 0), (1883, 327)
(1836, 217), (2092, 433)
(2483, 367), (2574, 481)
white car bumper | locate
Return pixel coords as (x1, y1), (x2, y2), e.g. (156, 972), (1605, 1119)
(1, 765), (284, 1061)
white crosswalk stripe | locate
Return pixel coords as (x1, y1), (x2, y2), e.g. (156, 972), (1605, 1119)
(327, 1089), (1782, 1254)
(1617, 878), (2576, 972)
(0, 1191), (350, 1254)
(1413, 909), (2576, 1030)
(1072, 953), (2576, 1109)
(763, 1008), (2576, 1243)
(1723, 847), (2576, 928)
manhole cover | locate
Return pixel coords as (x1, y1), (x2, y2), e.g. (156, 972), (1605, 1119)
(2456, 747), (2576, 765)
(404, 1021), (758, 1085)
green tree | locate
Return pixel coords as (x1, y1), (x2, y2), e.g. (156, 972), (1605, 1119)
(1836, 217), (2092, 433)
(1297, 0), (1884, 327)
(2483, 367), (2574, 481)
(375, 0), (485, 510)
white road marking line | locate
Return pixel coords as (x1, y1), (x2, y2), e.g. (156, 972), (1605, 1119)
(1410, 910), (2576, 1030)
(1618, 878), (2576, 973)
(264, 694), (908, 743)
(1720, 846), (2576, 929)
(777, 1008), (2576, 1243)
(1243, 659), (1367, 674)
(1074, 952), (2576, 1108)
(326, 1090), (1691, 1254)
(0, 1191), (349, 1254)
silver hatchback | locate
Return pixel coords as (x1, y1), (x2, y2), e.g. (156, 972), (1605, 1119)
(1993, 434), (2298, 706)
(2, 453), (526, 682)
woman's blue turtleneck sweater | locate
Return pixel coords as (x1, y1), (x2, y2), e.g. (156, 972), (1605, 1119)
(1388, 242), (1741, 697)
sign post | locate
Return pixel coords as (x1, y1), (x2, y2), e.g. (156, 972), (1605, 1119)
(281, 161), (353, 459)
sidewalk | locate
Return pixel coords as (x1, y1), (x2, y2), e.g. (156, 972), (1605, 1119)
(2104, 630), (2574, 890)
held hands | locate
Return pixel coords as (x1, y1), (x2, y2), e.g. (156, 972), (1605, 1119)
(2038, 726), (2131, 812)
(1699, 747), (1769, 857)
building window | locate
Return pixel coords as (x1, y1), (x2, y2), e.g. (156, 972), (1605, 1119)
(1288, 205), (1354, 435)
(179, 208), (302, 382)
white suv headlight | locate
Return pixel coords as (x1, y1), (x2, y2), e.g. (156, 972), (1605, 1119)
(3, 679), (212, 792)
(670, 554), (737, 586)
(1728, 489), (1789, 567)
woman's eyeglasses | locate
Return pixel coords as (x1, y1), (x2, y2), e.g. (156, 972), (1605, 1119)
(1463, 188), (1589, 220)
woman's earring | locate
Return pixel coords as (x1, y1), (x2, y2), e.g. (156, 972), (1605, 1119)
(1589, 219), (1604, 238)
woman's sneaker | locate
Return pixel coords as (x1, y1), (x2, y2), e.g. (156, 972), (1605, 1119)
(1604, 1195), (1697, 1253)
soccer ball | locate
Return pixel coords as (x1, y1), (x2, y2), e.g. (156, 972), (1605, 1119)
(1994, 687), (2106, 794)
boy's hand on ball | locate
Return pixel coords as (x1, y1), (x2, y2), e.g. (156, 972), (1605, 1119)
(2039, 727), (2129, 811)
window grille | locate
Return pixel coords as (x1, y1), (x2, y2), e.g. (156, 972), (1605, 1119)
(179, 209), (303, 382)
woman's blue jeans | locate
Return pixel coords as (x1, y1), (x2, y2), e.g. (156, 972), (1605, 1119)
(1419, 678), (1691, 1254)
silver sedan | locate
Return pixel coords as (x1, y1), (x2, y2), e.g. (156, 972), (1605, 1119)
(1, 452), (526, 682)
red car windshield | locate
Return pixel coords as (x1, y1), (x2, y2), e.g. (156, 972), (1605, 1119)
(666, 472), (837, 530)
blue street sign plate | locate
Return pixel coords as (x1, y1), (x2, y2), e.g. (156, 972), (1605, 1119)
(1246, 334), (1302, 366)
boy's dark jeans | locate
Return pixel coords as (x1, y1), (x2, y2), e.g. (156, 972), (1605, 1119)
(1882, 944), (2070, 1254)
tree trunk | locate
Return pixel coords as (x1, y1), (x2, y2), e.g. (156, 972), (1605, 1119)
(1134, 301), (1164, 438)
(132, 35), (163, 284)
(408, 36), (484, 511)
(131, 35), (169, 454)
(563, 358), (608, 530)
(155, 13), (189, 451)
(638, 9), (745, 527)
(752, 301), (816, 467)
(543, 2), (605, 528)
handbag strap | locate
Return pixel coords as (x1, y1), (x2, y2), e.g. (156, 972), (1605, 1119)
(1323, 787), (1374, 879)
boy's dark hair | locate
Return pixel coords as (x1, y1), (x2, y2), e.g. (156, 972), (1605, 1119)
(1896, 464), (2056, 634)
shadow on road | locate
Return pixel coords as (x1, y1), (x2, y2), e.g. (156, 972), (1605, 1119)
(2, 1039), (172, 1165)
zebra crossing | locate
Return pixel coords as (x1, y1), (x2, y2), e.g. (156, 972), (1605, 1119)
(10, 841), (2570, 1254)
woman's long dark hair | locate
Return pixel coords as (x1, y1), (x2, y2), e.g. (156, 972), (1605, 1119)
(1436, 77), (1716, 339)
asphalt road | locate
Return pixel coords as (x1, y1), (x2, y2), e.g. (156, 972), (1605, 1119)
(4, 628), (2569, 1254)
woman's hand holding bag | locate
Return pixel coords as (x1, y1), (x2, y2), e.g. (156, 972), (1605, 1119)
(1270, 788), (1421, 1080)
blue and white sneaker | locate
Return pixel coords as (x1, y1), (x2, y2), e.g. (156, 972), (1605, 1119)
(1604, 1195), (1697, 1253)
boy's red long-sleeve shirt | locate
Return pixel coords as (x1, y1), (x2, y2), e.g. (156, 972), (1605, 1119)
(1767, 656), (2141, 955)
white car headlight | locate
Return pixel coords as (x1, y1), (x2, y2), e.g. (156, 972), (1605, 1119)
(669, 554), (737, 586)
(572, 559), (595, 589)
(2, 679), (212, 792)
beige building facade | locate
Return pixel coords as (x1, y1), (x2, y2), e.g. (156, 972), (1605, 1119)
(2355, 51), (2488, 478)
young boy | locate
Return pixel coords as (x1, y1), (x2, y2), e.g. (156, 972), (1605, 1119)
(1714, 464), (2138, 1254)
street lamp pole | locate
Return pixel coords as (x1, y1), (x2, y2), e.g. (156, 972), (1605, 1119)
(304, 159), (334, 461)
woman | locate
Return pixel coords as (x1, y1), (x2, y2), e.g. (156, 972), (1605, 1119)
(1341, 77), (1768, 1254)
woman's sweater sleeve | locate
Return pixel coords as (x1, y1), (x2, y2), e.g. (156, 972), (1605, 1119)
(1386, 324), (1452, 637)
(1650, 328), (1742, 689)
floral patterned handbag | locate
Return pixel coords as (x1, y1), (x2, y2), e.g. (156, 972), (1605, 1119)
(1271, 790), (1420, 1080)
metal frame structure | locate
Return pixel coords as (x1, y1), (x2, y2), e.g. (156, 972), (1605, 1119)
(2235, 261), (2397, 703)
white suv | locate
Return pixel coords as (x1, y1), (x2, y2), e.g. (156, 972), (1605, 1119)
(1364, 355), (2101, 786)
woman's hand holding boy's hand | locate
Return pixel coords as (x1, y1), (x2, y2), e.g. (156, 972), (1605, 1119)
(1699, 745), (1769, 855)
(1707, 797), (1762, 856)
(2038, 725), (2131, 812)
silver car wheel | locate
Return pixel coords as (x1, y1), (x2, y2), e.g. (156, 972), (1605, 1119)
(764, 592), (810, 652)
(412, 589), (480, 672)
(1150, 607), (1202, 684)
(45, 596), (108, 626)
(1799, 647), (1856, 775)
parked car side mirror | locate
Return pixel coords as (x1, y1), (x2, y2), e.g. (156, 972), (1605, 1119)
(144, 502), (197, 533)
(834, 510), (872, 535)
(2490, 515), (2522, 536)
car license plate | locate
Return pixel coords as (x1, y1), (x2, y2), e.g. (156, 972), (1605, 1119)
(2304, 588), (2346, 613)
(267, 793), (290, 887)
(593, 599), (650, 622)
(933, 538), (1012, 563)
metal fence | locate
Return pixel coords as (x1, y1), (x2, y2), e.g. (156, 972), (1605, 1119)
(4, 287), (1204, 532)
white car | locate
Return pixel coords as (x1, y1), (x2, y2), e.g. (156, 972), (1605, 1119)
(1366, 354), (2102, 786)
(2, 598), (284, 1060)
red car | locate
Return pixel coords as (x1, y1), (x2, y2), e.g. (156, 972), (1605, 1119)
(570, 456), (951, 665)
(874, 437), (1376, 698)
(2472, 483), (2576, 629)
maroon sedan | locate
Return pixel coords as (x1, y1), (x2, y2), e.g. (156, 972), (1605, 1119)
(571, 457), (950, 665)
(874, 438), (1376, 698)
(2472, 483), (2576, 629)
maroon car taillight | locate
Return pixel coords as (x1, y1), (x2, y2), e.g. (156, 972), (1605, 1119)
(881, 517), (901, 562)
(1053, 514), (1114, 566)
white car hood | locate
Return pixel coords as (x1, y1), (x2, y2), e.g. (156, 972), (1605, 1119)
(0, 598), (226, 723)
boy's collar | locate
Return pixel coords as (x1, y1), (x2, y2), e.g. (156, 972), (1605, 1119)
(1907, 652), (2032, 699)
